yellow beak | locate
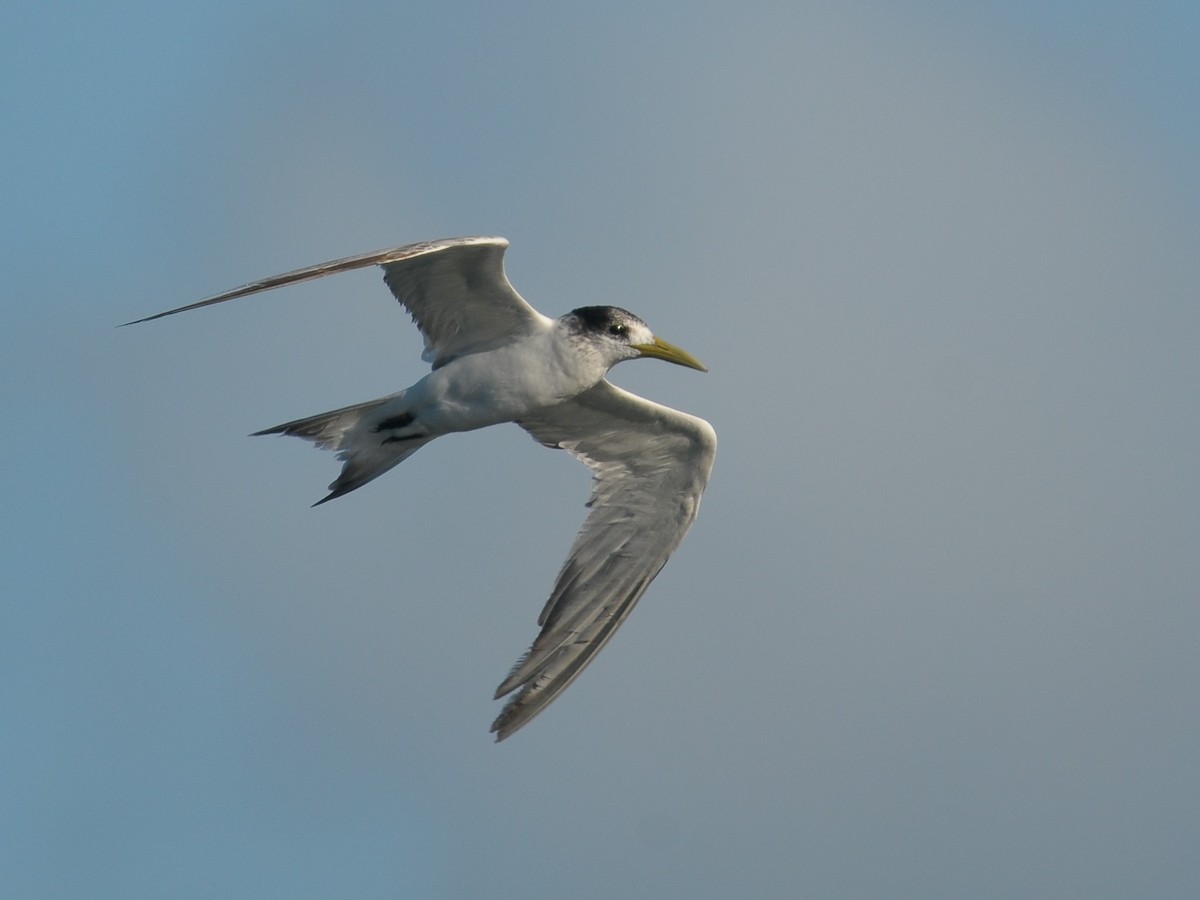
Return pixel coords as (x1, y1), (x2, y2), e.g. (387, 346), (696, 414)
(632, 336), (708, 372)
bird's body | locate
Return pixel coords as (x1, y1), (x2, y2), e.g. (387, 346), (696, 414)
(128, 236), (716, 740)
(395, 321), (602, 431)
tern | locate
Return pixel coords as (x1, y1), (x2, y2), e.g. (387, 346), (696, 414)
(127, 236), (717, 740)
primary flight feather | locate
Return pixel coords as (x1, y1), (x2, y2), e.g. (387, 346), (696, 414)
(127, 236), (717, 740)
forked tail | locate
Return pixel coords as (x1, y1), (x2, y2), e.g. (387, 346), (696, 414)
(253, 394), (432, 505)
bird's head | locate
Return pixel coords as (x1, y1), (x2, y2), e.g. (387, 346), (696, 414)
(567, 306), (708, 372)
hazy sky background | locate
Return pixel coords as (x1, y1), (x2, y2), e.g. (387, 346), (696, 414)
(4, 2), (1198, 897)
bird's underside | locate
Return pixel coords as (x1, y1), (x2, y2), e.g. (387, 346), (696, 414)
(127, 236), (716, 740)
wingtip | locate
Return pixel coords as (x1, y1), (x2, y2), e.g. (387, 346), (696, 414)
(489, 711), (517, 742)
(118, 306), (201, 326)
(118, 313), (157, 327)
(493, 675), (520, 701)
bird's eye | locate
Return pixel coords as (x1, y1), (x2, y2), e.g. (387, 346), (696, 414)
(608, 323), (627, 337)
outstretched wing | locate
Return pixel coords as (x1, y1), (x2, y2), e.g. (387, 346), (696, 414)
(124, 236), (546, 368)
(494, 380), (717, 740)
(379, 237), (547, 367)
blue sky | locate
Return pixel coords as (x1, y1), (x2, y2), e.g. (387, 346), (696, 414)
(4, 2), (1199, 897)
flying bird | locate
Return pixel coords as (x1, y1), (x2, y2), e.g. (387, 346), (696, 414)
(127, 236), (717, 740)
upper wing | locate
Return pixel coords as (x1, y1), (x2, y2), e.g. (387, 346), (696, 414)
(379, 236), (547, 367)
(124, 236), (546, 368)
(493, 380), (717, 740)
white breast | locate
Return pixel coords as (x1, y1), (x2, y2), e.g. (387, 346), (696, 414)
(408, 325), (609, 433)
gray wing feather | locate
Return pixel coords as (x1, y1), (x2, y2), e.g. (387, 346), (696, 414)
(124, 237), (544, 369)
(379, 237), (545, 367)
(493, 380), (717, 740)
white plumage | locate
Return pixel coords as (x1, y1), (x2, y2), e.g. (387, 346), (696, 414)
(128, 236), (717, 740)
